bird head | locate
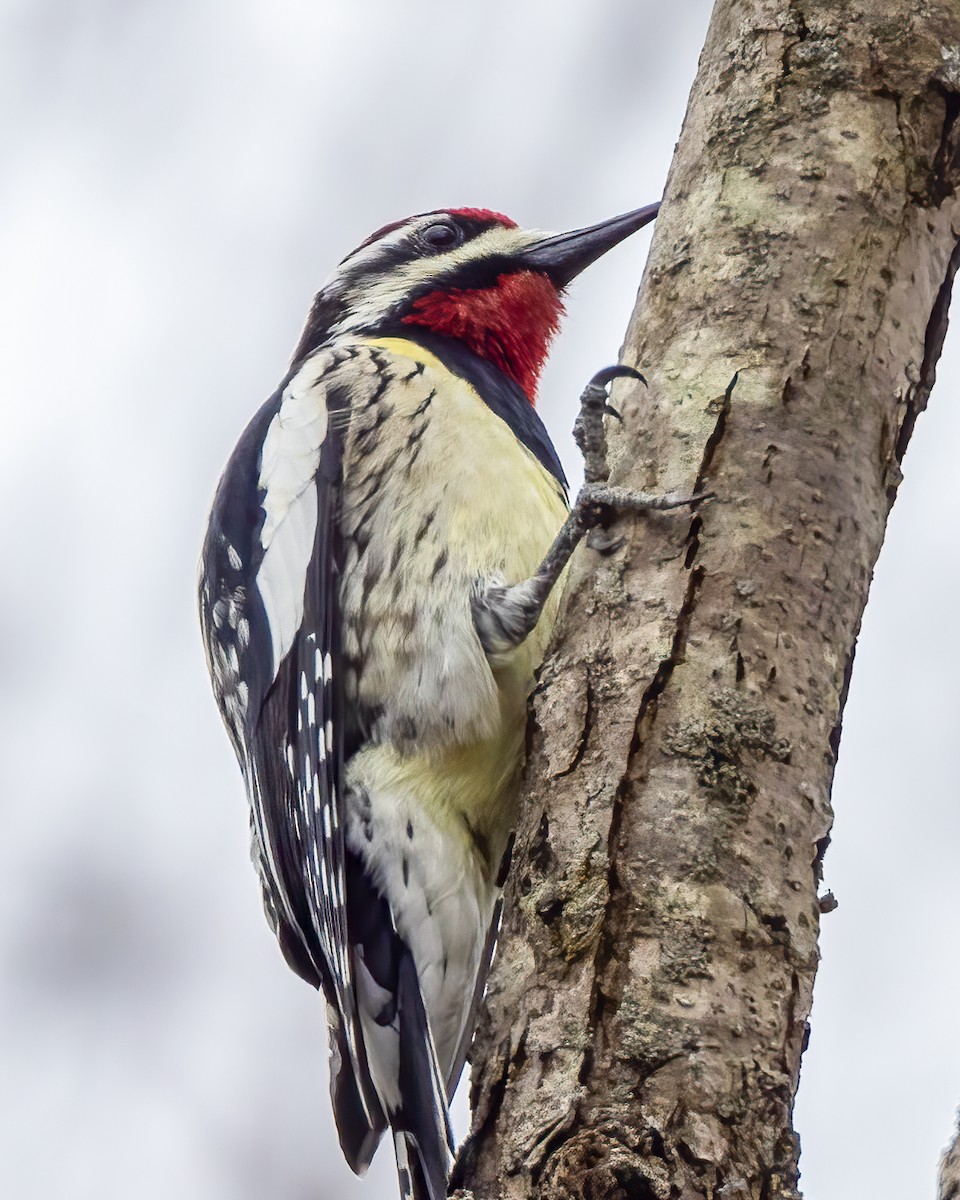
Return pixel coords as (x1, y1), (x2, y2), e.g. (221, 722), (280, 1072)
(294, 203), (659, 402)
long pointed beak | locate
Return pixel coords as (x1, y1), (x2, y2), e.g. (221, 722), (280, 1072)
(521, 202), (660, 288)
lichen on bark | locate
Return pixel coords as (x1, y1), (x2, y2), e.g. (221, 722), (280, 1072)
(455, 3), (960, 1199)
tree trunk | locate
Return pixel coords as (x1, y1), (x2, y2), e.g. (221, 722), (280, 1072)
(942, 1122), (960, 1200)
(454, 2), (960, 1198)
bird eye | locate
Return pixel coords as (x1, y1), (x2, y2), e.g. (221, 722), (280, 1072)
(418, 221), (463, 251)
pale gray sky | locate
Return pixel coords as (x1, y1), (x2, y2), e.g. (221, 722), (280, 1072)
(1, 2), (957, 1198)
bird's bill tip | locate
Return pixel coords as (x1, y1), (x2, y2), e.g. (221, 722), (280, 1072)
(521, 202), (661, 287)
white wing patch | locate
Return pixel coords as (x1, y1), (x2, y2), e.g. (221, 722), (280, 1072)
(255, 356), (332, 676)
(257, 484), (318, 675)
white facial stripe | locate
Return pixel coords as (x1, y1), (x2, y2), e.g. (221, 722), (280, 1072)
(337, 219), (424, 274)
(331, 223), (551, 337)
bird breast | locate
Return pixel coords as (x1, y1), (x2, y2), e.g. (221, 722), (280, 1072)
(338, 337), (568, 764)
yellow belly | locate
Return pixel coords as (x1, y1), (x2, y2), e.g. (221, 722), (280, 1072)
(340, 335), (568, 873)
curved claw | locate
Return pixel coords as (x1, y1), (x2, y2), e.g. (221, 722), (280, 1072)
(587, 365), (647, 391)
(576, 364), (648, 486)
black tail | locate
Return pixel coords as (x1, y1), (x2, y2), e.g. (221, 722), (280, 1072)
(341, 849), (453, 1199)
(390, 951), (453, 1200)
(394, 1131), (444, 1200)
(329, 1012), (387, 1174)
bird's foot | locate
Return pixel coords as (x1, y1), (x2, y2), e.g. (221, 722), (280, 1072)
(472, 365), (710, 657)
(572, 365), (712, 522)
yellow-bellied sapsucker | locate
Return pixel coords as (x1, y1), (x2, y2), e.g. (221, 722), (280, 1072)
(199, 203), (694, 1200)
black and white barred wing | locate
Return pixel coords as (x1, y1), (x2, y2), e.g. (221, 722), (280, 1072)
(199, 348), (385, 1169)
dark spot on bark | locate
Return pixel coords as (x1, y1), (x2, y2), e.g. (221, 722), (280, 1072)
(692, 372), (736, 495)
(537, 897), (564, 926)
(921, 86), (960, 208)
(664, 687), (791, 815)
(813, 834), (831, 883)
(406, 820), (414, 839)
(529, 813), (553, 874)
(684, 516), (703, 569)
(402, 857), (409, 887)
(495, 833), (515, 887)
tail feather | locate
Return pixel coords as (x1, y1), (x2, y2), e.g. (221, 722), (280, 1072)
(395, 1130), (445, 1200)
(328, 1003), (387, 1173)
(389, 950), (454, 1200)
(341, 848), (453, 1198)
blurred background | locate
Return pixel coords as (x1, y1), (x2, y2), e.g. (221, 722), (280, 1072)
(1, 1), (957, 1197)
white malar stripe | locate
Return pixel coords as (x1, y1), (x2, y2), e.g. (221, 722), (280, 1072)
(258, 357), (330, 550)
(256, 484), (318, 676)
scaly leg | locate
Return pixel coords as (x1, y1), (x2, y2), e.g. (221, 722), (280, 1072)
(472, 366), (710, 656)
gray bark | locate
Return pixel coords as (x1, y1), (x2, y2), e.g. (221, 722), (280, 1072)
(455, 2), (960, 1198)
(941, 1120), (960, 1200)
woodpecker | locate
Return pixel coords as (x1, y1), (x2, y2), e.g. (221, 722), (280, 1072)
(199, 203), (691, 1200)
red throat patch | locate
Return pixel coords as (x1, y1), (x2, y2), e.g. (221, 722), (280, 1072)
(400, 271), (563, 403)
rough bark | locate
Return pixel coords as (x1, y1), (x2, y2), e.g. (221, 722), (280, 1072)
(454, 2), (960, 1198)
(941, 1120), (960, 1200)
